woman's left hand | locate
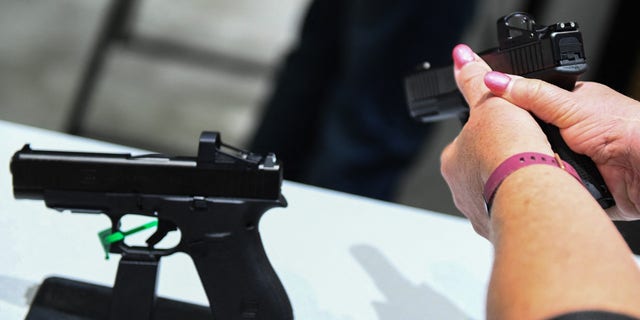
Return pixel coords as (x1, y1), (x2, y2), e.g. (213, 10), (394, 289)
(440, 44), (554, 239)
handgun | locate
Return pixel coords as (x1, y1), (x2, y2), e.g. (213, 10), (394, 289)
(11, 131), (293, 320)
(404, 12), (614, 209)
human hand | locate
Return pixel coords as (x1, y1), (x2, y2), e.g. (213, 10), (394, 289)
(483, 71), (640, 220)
(440, 44), (554, 238)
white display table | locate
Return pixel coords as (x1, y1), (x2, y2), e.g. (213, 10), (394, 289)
(0, 120), (493, 319)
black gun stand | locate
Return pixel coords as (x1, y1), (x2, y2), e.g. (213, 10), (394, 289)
(26, 252), (212, 320)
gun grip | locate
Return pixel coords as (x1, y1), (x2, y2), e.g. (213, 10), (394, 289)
(183, 199), (292, 320)
(537, 120), (615, 208)
(527, 68), (614, 209)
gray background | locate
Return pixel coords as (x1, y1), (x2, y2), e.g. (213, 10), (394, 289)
(0, 0), (618, 216)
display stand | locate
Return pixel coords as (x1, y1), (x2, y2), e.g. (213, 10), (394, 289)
(25, 255), (212, 320)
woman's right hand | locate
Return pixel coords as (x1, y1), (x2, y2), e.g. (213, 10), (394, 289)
(485, 75), (640, 220)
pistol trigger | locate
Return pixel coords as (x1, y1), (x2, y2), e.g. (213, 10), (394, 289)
(145, 220), (177, 248)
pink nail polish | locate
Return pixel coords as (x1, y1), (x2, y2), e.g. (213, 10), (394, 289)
(453, 44), (475, 69)
(484, 71), (511, 94)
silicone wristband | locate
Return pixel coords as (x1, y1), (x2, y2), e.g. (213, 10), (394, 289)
(483, 152), (582, 214)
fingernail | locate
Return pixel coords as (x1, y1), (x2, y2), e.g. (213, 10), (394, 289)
(484, 71), (511, 94)
(453, 44), (475, 69)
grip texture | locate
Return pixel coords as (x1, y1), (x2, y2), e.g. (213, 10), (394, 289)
(187, 227), (292, 320)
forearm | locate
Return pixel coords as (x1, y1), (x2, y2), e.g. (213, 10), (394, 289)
(487, 165), (640, 319)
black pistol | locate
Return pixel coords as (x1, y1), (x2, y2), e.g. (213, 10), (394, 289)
(10, 131), (293, 320)
(404, 12), (614, 209)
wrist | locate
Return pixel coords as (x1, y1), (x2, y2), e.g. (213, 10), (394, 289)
(484, 152), (582, 214)
(488, 164), (597, 241)
(480, 146), (555, 183)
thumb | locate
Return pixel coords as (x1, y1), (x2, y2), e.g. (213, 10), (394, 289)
(483, 71), (583, 129)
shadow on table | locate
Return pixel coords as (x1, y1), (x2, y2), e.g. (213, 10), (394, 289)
(350, 244), (470, 320)
(0, 275), (39, 309)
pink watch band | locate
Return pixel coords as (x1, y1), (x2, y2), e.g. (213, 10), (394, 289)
(483, 152), (582, 214)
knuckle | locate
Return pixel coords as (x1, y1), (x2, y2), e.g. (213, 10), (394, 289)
(521, 78), (546, 103)
(458, 71), (478, 91)
(458, 64), (489, 92)
(440, 145), (454, 176)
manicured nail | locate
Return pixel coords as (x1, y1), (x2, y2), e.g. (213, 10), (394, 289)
(453, 44), (475, 69)
(484, 71), (511, 94)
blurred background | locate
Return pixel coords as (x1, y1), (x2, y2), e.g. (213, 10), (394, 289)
(1, 0), (637, 215)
